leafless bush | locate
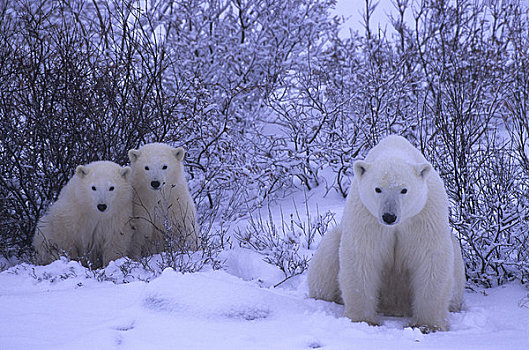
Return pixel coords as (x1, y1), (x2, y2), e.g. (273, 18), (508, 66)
(406, 0), (529, 285)
(274, 0), (529, 286)
(2, 0), (529, 287)
(235, 200), (335, 286)
(120, 181), (229, 273)
(449, 144), (529, 285)
(0, 0), (152, 257)
(0, 0), (338, 260)
(142, 198), (225, 273)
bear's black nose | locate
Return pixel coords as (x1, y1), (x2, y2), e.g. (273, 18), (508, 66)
(151, 180), (161, 189)
(382, 213), (397, 225)
(97, 204), (107, 212)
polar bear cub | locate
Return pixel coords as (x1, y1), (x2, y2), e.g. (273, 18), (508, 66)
(308, 135), (465, 332)
(128, 143), (200, 256)
(33, 161), (134, 268)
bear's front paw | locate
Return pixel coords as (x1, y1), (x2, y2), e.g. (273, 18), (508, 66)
(410, 323), (448, 334)
(344, 312), (379, 326)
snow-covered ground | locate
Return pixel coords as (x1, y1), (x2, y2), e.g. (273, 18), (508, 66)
(1, 259), (528, 349)
(1, 184), (528, 350)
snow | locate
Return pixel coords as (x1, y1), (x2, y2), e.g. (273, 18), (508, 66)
(1, 185), (529, 349)
(1, 260), (528, 349)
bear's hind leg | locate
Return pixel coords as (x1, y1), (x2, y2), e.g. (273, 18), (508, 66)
(308, 226), (342, 303)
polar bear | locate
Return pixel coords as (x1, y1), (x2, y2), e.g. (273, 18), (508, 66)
(33, 161), (134, 268)
(128, 143), (200, 256)
(308, 135), (465, 332)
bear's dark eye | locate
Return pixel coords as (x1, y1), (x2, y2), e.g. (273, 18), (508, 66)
(91, 186), (96, 191)
(145, 166), (150, 171)
(401, 188), (408, 194)
(375, 187), (382, 193)
(162, 165), (168, 170)
(109, 186), (115, 191)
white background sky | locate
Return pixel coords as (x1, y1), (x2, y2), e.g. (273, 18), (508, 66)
(333, 0), (410, 38)
(334, 0), (529, 38)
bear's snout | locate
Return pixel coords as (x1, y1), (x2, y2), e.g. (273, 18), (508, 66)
(97, 204), (108, 212)
(382, 213), (397, 225)
(150, 180), (161, 189)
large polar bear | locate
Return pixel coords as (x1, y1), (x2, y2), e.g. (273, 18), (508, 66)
(308, 135), (465, 333)
(33, 161), (134, 268)
(128, 143), (200, 256)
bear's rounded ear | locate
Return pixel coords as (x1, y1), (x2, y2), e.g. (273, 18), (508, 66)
(173, 147), (185, 161)
(128, 149), (141, 163)
(120, 166), (131, 179)
(415, 163), (432, 179)
(76, 165), (90, 178)
(353, 160), (369, 178)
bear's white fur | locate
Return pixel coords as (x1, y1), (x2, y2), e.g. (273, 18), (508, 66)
(128, 143), (199, 256)
(308, 135), (465, 332)
(33, 161), (133, 268)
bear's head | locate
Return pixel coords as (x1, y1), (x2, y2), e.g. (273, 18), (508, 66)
(353, 159), (431, 226)
(75, 161), (131, 214)
(128, 143), (185, 191)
